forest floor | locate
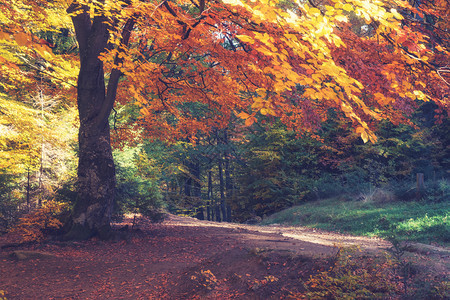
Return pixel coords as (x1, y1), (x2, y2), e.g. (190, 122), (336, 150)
(0, 214), (449, 299)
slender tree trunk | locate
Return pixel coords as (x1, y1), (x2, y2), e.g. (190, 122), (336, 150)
(184, 176), (192, 197)
(225, 156), (232, 222)
(223, 130), (233, 222)
(218, 156), (226, 222)
(207, 169), (212, 221)
(38, 148), (43, 207)
(192, 161), (204, 220)
(38, 81), (44, 207)
(213, 162), (221, 222)
(215, 200), (221, 222)
(26, 166), (31, 210)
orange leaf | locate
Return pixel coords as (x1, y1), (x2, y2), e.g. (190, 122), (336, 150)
(0, 30), (10, 40)
(245, 117), (255, 126)
(237, 111), (250, 119)
(14, 32), (31, 47)
(355, 126), (364, 134)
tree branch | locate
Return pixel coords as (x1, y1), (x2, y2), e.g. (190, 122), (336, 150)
(67, 1), (91, 58)
(100, 16), (138, 126)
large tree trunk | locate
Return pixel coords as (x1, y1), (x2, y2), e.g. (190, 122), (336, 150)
(65, 2), (135, 239)
(69, 119), (115, 239)
(65, 4), (114, 239)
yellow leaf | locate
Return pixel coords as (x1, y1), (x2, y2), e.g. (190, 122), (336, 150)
(325, 5), (334, 12)
(334, 15), (348, 22)
(255, 88), (266, 95)
(390, 8), (403, 20)
(413, 90), (427, 100)
(303, 88), (316, 98)
(361, 130), (369, 143)
(302, 77), (313, 85)
(236, 35), (254, 44)
(259, 32), (272, 44)
(374, 92), (384, 99)
(342, 4), (353, 12)
(309, 7), (321, 16)
(341, 103), (352, 113)
(222, 0), (243, 5)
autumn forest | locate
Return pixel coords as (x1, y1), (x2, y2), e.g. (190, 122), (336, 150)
(0, 0), (449, 298)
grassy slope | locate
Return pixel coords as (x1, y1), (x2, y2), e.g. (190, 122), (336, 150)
(261, 197), (449, 246)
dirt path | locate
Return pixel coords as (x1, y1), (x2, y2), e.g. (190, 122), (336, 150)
(164, 215), (391, 256)
(0, 215), (448, 299)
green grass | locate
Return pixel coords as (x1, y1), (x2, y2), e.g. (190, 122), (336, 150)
(261, 197), (449, 246)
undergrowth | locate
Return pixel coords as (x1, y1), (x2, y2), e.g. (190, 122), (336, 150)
(299, 246), (402, 299)
(9, 200), (69, 242)
(295, 244), (448, 299)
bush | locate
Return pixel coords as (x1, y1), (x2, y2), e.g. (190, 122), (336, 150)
(10, 200), (69, 242)
(115, 171), (165, 223)
(424, 179), (450, 202)
(113, 147), (166, 224)
(389, 180), (417, 201)
(313, 173), (347, 199)
(311, 169), (374, 201)
(54, 178), (77, 204)
(302, 246), (402, 299)
(358, 188), (396, 203)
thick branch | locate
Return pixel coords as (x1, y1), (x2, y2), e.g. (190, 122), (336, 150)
(67, 2), (91, 56)
(199, 0), (206, 13)
(163, 1), (205, 39)
(100, 16), (137, 126)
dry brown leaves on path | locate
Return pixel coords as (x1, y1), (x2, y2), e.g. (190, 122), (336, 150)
(0, 214), (448, 299)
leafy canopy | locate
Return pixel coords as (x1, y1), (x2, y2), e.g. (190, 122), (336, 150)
(0, 0), (448, 143)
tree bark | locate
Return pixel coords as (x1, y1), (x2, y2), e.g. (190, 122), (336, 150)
(65, 2), (135, 239)
(225, 154), (232, 222)
(218, 156), (226, 222)
(224, 130), (233, 222)
(65, 3), (113, 239)
(192, 161), (204, 220)
(68, 123), (115, 239)
(207, 170), (212, 221)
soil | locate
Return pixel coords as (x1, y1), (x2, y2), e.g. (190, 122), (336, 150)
(0, 214), (448, 299)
